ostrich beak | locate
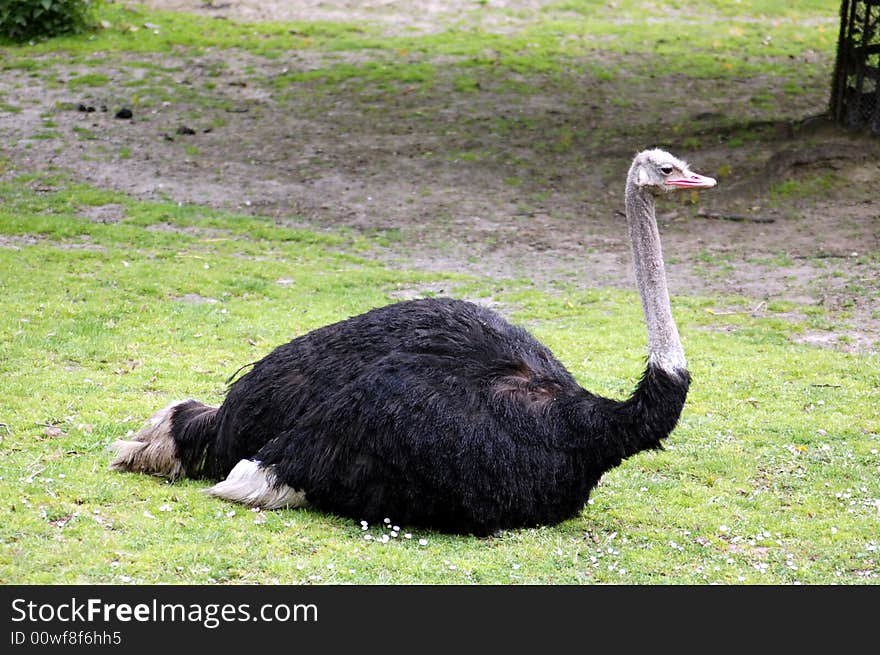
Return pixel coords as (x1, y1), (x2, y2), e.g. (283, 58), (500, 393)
(665, 172), (717, 189)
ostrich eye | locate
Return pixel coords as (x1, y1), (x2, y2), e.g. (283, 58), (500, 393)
(659, 165), (674, 175)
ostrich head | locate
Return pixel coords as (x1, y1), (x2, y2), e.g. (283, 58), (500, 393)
(628, 148), (716, 194)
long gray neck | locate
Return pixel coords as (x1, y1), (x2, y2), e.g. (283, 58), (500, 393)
(624, 174), (686, 375)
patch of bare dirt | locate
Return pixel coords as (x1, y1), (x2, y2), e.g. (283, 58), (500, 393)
(79, 203), (126, 223)
(1, 1), (878, 353)
(172, 293), (219, 303)
(0, 234), (45, 249)
(140, 0), (556, 35)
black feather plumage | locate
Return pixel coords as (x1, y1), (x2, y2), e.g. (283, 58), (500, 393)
(167, 297), (689, 535)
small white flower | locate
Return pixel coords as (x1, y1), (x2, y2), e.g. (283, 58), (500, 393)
(831, 527), (838, 535)
(381, 534), (390, 544)
(719, 525), (729, 533)
(404, 533), (412, 539)
(512, 563), (521, 570)
(225, 510), (236, 518)
(390, 531), (398, 538)
(418, 538), (428, 546)
(158, 504), (172, 512)
(392, 525), (400, 532)
(364, 534), (373, 541)
(383, 517), (391, 524)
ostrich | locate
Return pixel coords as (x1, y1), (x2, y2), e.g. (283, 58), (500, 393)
(110, 148), (716, 536)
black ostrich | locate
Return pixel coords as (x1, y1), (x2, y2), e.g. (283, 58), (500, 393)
(110, 149), (716, 536)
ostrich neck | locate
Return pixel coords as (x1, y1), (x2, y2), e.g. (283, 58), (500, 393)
(624, 180), (686, 374)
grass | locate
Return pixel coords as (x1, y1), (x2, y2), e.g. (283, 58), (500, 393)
(67, 72), (111, 89)
(2, 2), (836, 87)
(0, 178), (877, 585)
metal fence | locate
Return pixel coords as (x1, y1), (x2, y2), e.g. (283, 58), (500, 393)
(830, 0), (880, 133)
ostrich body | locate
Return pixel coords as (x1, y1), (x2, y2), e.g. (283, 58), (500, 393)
(110, 149), (716, 535)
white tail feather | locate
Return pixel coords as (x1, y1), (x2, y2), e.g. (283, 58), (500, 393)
(207, 459), (307, 510)
(108, 401), (185, 479)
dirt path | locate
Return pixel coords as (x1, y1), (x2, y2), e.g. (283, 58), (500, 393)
(2, 1), (878, 352)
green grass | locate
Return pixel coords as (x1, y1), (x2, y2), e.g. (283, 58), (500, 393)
(1, 1), (836, 91)
(770, 173), (838, 203)
(0, 178), (877, 585)
(67, 72), (111, 89)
